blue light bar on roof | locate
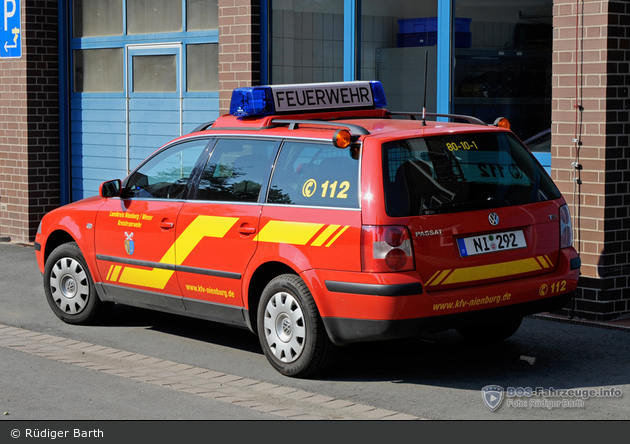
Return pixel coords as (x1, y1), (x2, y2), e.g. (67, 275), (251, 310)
(229, 81), (387, 117)
(229, 86), (275, 117)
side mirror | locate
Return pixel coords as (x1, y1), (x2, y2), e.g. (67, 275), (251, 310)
(99, 179), (122, 198)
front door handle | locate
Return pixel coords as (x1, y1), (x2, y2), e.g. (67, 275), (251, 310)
(159, 220), (175, 230)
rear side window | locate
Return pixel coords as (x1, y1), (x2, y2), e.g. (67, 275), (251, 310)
(383, 131), (561, 217)
(194, 139), (276, 203)
(268, 141), (360, 208)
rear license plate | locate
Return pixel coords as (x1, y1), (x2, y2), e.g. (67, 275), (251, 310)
(457, 230), (526, 257)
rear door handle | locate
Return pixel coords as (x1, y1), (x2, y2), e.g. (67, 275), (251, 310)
(238, 226), (257, 235)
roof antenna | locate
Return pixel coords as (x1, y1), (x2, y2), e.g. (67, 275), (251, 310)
(422, 50), (428, 126)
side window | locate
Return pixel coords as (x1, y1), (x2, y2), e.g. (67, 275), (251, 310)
(268, 142), (360, 208)
(123, 139), (208, 199)
(194, 139), (276, 203)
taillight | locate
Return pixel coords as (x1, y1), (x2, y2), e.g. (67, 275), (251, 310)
(361, 225), (414, 272)
(559, 204), (573, 248)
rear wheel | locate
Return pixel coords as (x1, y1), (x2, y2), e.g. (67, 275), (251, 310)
(44, 242), (113, 325)
(257, 274), (335, 377)
(456, 316), (523, 343)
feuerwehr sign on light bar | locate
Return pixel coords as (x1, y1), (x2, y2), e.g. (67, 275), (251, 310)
(271, 82), (375, 113)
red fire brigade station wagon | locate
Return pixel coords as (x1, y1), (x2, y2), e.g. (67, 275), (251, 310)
(35, 81), (580, 377)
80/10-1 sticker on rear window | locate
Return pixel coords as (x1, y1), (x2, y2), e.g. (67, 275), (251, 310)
(457, 230), (527, 257)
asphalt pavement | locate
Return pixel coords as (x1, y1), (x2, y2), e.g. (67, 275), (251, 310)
(0, 241), (629, 424)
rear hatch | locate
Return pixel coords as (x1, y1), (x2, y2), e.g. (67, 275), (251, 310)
(381, 129), (564, 290)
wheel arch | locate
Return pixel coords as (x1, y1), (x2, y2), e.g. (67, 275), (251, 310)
(244, 261), (298, 335)
(43, 230), (77, 264)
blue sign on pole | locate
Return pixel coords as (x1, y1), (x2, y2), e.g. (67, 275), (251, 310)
(1, 0), (21, 59)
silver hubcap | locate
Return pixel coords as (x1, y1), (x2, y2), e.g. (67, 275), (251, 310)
(263, 291), (306, 363)
(49, 258), (90, 315)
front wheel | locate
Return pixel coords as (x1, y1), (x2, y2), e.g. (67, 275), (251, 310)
(257, 274), (335, 377)
(43, 242), (113, 325)
(456, 316), (523, 343)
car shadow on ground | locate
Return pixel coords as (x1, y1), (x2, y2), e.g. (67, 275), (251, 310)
(104, 304), (263, 354)
(101, 305), (630, 391)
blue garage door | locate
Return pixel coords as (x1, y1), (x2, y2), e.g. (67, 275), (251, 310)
(68, 0), (219, 201)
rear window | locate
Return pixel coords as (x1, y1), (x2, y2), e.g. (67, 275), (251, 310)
(383, 131), (561, 217)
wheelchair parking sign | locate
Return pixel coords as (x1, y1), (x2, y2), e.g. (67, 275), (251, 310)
(1, 0), (21, 59)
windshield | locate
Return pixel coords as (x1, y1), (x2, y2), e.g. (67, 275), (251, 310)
(382, 131), (561, 216)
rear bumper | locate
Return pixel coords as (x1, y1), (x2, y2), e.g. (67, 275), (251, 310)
(303, 248), (580, 346)
(323, 291), (574, 346)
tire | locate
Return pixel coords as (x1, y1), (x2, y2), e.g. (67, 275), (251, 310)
(43, 242), (113, 325)
(456, 316), (523, 343)
(257, 274), (335, 377)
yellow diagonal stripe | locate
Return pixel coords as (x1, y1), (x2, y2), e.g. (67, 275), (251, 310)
(428, 269), (452, 286)
(118, 268), (174, 289)
(110, 265), (122, 282)
(311, 225), (340, 247)
(441, 257), (546, 286)
(254, 221), (324, 245)
(325, 226), (349, 247)
(169, 215), (239, 265)
(118, 215), (239, 289)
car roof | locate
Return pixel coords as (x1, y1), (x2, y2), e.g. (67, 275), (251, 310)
(189, 111), (508, 143)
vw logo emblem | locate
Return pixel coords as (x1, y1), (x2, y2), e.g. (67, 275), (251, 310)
(282, 318), (292, 336)
(488, 212), (500, 226)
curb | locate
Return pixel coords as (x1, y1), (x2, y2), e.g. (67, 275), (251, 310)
(530, 314), (630, 333)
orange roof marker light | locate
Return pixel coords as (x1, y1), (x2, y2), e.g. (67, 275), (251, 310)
(229, 81), (388, 117)
(332, 129), (352, 149)
(494, 117), (511, 130)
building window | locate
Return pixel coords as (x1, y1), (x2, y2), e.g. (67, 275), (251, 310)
(360, 0), (438, 112)
(453, 0), (553, 141)
(127, 0), (183, 35)
(73, 48), (124, 93)
(186, 44), (219, 91)
(73, 0), (123, 38)
(187, 0), (219, 30)
(132, 55), (178, 93)
(271, 0), (344, 84)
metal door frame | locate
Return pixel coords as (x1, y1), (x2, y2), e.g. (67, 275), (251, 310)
(125, 43), (183, 173)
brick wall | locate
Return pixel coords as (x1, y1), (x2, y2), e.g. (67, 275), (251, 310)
(218, 0), (261, 114)
(0, 1), (59, 243)
(552, 0), (630, 320)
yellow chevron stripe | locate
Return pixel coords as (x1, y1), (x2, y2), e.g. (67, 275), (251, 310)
(426, 270), (443, 286)
(427, 269), (452, 287)
(170, 215), (239, 265)
(118, 267), (173, 289)
(310, 225), (340, 247)
(110, 265), (122, 282)
(441, 257), (548, 286)
(118, 215), (239, 289)
(254, 221), (324, 245)
(325, 226), (349, 247)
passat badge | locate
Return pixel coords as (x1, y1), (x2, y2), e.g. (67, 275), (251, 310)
(124, 232), (134, 256)
(481, 385), (504, 411)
